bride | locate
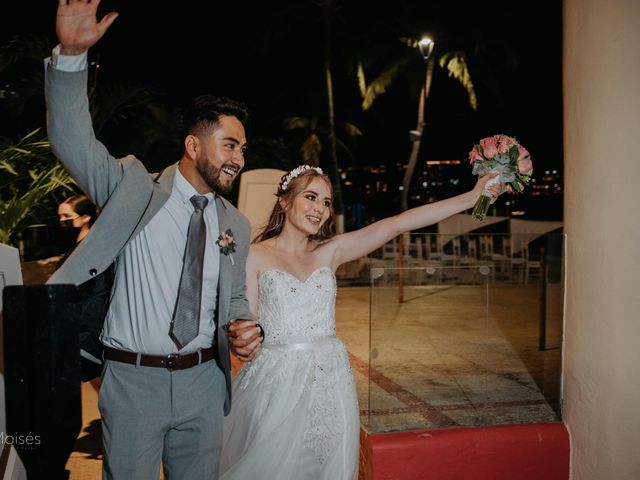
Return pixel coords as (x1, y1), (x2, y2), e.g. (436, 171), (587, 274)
(220, 165), (500, 479)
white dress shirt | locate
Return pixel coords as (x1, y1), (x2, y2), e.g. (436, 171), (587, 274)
(101, 168), (220, 354)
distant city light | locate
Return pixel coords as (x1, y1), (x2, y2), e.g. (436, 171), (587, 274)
(426, 160), (461, 165)
(337, 161), (560, 221)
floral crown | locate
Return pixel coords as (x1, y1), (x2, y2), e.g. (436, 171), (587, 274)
(279, 165), (324, 192)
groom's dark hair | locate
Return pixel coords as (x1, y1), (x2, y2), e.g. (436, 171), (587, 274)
(180, 95), (249, 140)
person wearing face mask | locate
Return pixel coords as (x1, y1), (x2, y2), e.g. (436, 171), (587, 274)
(56, 194), (111, 384)
(57, 194), (97, 251)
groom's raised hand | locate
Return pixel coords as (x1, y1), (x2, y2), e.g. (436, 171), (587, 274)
(227, 320), (263, 362)
(57, 0), (119, 56)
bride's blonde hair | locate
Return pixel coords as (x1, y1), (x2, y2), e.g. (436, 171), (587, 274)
(253, 167), (335, 243)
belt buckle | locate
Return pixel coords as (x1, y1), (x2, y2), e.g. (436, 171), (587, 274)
(165, 353), (180, 371)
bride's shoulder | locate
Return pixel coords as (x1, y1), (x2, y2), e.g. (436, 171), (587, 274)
(248, 241), (274, 262)
(246, 243), (272, 279)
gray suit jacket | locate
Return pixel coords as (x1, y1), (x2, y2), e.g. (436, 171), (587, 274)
(45, 62), (254, 415)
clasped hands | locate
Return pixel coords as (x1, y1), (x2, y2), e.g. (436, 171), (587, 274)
(227, 320), (264, 362)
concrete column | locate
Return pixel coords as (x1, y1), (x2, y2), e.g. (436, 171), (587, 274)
(564, 1), (640, 479)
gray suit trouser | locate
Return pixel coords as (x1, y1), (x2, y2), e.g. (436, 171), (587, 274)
(98, 358), (225, 479)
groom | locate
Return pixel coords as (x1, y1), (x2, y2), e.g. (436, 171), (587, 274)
(46, 1), (262, 478)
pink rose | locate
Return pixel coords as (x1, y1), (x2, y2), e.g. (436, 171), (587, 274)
(479, 136), (498, 158)
(496, 134), (517, 154)
(216, 228), (236, 257)
(517, 145), (533, 174)
(468, 148), (483, 164)
(218, 232), (234, 247)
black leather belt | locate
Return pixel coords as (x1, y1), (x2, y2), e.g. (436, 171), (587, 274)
(103, 345), (216, 371)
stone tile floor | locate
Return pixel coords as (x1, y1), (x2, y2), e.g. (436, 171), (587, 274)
(337, 283), (562, 433)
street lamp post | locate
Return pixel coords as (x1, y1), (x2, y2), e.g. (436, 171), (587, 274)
(398, 36), (435, 302)
(401, 36), (435, 212)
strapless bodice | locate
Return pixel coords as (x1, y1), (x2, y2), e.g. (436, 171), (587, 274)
(257, 266), (337, 344)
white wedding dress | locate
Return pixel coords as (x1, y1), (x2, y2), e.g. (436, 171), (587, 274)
(219, 267), (360, 480)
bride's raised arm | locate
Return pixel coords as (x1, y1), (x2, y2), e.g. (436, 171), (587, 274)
(331, 173), (500, 267)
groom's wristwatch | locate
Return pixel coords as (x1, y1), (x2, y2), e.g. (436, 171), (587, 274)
(257, 323), (265, 343)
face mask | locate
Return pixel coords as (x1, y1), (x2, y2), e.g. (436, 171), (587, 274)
(60, 219), (79, 229)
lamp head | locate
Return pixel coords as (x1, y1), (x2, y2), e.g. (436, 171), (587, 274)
(418, 37), (435, 61)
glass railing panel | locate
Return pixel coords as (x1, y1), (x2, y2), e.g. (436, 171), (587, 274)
(367, 265), (491, 432)
(360, 232), (565, 433)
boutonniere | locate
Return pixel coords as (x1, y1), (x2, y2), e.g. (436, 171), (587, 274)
(216, 228), (236, 265)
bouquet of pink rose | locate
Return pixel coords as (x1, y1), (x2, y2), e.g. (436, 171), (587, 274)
(468, 134), (533, 221)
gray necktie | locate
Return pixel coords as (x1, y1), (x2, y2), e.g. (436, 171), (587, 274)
(169, 195), (209, 349)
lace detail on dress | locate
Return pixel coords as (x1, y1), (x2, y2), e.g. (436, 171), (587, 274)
(304, 355), (341, 464)
(259, 267), (344, 463)
(222, 266), (359, 480)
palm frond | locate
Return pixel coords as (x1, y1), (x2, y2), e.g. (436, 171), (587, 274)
(357, 63), (367, 98)
(340, 122), (363, 137)
(0, 130), (76, 245)
(283, 116), (315, 131)
(300, 134), (322, 167)
(0, 35), (52, 72)
(439, 51), (478, 111)
(360, 58), (408, 111)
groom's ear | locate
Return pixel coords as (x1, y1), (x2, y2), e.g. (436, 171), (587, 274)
(184, 134), (199, 159)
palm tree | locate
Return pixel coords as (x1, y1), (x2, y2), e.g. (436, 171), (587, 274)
(256, 0), (385, 231)
(283, 115), (362, 169)
(251, 1), (519, 226)
(358, 37), (478, 211)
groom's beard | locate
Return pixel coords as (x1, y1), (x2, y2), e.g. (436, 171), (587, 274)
(196, 156), (235, 195)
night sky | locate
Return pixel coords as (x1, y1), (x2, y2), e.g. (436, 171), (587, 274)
(1, 1), (563, 218)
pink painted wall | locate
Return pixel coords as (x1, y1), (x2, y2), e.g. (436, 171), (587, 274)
(563, 0), (640, 478)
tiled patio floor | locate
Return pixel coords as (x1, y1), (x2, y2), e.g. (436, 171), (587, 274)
(337, 283), (562, 433)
